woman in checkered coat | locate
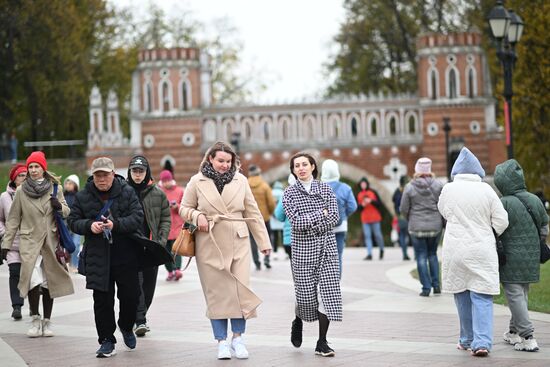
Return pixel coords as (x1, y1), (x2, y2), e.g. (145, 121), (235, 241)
(282, 152), (342, 357)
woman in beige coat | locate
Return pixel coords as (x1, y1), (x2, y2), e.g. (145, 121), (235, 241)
(180, 141), (271, 360)
(1, 151), (74, 338)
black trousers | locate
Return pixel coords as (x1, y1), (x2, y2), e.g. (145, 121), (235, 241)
(8, 263), (24, 307)
(93, 264), (140, 344)
(250, 221), (272, 266)
(136, 266), (159, 325)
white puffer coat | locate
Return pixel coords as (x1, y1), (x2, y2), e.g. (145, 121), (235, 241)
(437, 174), (508, 295)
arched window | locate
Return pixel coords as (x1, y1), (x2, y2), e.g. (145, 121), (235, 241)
(466, 67), (477, 98)
(468, 69), (474, 98)
(162, 82), (170, 111)
(431, 70), (437, 100)
(180, 79), (192, 111)
(408, 115), (416, 134)
(449, 69), (457, 99)
(389, 116), (397, 135)
(146, 83), (153, 112)
(370, 118), (377, 136)
(351, 117), (358, 137)
(93, 112), (99, 131)
(181, 84), (188, 110)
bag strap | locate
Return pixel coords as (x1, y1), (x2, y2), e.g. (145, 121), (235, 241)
(181, 257), (193, 271)
(513, 194), (541, 231)
(96, 199), (114, 220)
(52, 183), (58, 197)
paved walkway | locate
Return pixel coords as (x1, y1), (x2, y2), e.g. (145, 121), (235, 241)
(1, 247), (549, 366)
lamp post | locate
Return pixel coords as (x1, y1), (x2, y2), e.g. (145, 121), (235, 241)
(443, 117), (451, 181)
(487, 0), (524, 159)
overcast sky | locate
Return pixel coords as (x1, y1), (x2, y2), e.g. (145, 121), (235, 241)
(111, 0), (345, 104)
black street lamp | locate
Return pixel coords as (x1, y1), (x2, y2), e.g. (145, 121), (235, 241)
(487, 0), (524, 159)
(443, 117), (451, 181)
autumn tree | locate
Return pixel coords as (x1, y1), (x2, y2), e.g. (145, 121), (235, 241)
(326, 0), (469, 96)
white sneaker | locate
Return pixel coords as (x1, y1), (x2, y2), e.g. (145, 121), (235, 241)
(42, 318), (54, 337)
(27, 315), (42, 338)
(231, 336), (249, 359)
(514, 337), (539, 352)
(503, 331), (522, 345)
(217, 340), (232, 360)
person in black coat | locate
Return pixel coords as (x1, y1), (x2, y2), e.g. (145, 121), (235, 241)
(68, 157), (143, 358)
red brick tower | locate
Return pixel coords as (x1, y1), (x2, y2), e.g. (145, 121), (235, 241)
(417, 31), (506, 176)
(128, 48), (212, 183)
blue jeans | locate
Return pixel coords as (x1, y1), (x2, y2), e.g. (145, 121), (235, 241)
(335, 232), (346, 278)
(70, 233), (81, 268)
(210, 318), (246, 340)
(410, 234), (440, 291)
(362, 222), (384, 256)
(454, 291), (494, 351)
(398, 217), (409, 258)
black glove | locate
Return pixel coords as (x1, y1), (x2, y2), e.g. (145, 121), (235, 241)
(1, 248), (8, 261)
(50, 197), (62, 211)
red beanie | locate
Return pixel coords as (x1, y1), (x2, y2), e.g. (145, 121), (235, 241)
(9, 164), (27, 182)
(26, 151), (48, 171)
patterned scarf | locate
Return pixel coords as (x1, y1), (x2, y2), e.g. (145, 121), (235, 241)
(201, 162), (236, 194)
(22, 177), (52, 198)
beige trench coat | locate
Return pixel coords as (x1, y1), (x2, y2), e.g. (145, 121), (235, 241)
(2, 183), (74, 298)
(180, 172), (271, 320)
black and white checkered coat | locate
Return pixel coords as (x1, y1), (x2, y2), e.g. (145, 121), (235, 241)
(282, 179), (342, 322)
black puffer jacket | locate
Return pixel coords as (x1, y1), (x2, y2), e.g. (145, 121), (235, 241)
(68, 175), (143, 291)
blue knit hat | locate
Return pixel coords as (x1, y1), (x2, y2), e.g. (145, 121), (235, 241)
(450, 147), (485, 179)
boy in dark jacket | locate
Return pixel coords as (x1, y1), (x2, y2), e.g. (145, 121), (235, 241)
(126, 155), (171, 337)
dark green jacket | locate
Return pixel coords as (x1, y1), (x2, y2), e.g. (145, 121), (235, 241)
(140, 183), (171, 247)
(494, 159), (549, 283)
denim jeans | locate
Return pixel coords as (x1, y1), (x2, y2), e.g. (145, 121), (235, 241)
(454, 290), (494, 351)
(8, 263), (24, 307)
(334, 231), (346, 278)
(70, 233), (81, 268)
(410, 234), (440, 291)
(210, 318), (246, 340)
(362, 222), (384, 255)
(397, 217), (409, 258)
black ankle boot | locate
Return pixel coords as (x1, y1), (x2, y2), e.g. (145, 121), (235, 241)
(291, 318), (303, 348)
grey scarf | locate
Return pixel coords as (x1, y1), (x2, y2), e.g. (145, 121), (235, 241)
(201, 162), (236, 194)
(22, 177), (52, 199)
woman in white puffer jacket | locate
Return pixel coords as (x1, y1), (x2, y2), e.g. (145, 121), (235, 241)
(437, 147), (508, 357)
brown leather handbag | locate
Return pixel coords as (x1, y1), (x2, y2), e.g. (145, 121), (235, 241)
(172, 215), (197, 270)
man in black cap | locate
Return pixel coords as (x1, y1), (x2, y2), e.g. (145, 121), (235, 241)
(68, 157), (143, 358)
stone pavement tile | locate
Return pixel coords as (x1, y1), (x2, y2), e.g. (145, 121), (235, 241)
(1, 247), (550, 366)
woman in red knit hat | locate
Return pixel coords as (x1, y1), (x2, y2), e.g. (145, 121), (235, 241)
(1, 151), (74, 337)
(0, 164), (27, 320)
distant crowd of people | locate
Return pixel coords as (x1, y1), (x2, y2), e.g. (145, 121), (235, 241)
(0, 143), (548, 360)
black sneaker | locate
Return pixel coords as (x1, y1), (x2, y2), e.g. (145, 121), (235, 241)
(134, 323), (147, 337)
(291, 318), (303, 348)
(96, 340), (116, 358)
(121, 329), (136, 349)
(364, 254), (372, 260)
(433, 287), (441, 294)
(419, 290), (430, 297)
(315, 339), (335, 357)
(11, 306), (22, 320)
